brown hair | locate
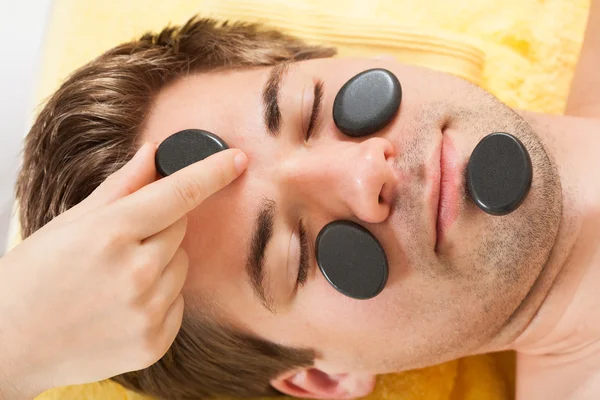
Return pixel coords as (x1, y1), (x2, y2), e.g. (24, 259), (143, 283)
(16, 16), (336, 399)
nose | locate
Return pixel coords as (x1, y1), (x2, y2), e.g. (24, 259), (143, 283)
(284, 137), (397, 224)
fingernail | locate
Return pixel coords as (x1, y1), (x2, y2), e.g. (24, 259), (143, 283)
(234, 152), (248, 174)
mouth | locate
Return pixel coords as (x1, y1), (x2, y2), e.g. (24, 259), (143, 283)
(432, 131), (461, 252)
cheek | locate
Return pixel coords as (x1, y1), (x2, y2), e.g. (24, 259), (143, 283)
(293, 277), (395, 344)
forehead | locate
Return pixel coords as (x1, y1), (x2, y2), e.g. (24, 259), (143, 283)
(144, 66), (267, 149)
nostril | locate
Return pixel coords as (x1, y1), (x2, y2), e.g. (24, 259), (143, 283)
(379, 182), (395, 206)
(383, 140), (396, 160)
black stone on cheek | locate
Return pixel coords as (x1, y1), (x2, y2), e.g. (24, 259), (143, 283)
(466, 132), (533, 216)
(155, 129), (229, 177)
(316, 220), (388, 300)
(333, 68), (402, 137)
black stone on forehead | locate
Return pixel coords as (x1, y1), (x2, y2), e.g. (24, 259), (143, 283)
(155, 129), (229, 177)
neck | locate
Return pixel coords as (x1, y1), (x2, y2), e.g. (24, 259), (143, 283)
(498, 111), (600, 398)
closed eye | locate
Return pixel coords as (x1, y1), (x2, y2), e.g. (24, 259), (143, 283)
(306, 79), (324, 140)
(296, 220), (310, 286)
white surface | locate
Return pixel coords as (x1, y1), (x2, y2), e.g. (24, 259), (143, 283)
(0, 0), (53, 254)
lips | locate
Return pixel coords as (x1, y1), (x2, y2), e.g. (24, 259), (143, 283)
(392, 126), (461, 252)
(435, 133), (461, 250)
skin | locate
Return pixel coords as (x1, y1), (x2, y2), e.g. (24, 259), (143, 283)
(143, 54), (597, 399)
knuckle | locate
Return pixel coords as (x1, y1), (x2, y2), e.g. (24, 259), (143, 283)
(136, 305), (162, 337)
(135, 320), (174, 368)
(99, 227), (126, 252)
(144, 302), (164, 329)
(215, 165), (231, 189)
(173, 178), (205, 209)
(152, 293), (169, 317)
(128, 259), (156, 294)
(138, 335), (165, 369)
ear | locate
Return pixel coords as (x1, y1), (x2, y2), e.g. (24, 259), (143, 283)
(270, 368), (376, 399)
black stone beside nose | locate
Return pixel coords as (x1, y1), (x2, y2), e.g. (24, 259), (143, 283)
(466, 132), (533, 216)
(155, 129), (229, 177)
(316, 220), (388, 300)
(333, 68), (402, 137)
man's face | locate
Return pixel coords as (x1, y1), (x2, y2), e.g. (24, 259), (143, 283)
(144, 57), (561, 374)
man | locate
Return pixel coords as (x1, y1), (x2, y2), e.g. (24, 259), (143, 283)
(14, 2), (600, 399)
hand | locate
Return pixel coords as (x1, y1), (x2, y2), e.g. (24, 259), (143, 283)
(0, 142), (248, 399)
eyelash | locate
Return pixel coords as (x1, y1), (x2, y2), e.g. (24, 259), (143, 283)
(296, 79), (322, 287)
(297, 220), (310, 287)
(305, 80), (324, 141)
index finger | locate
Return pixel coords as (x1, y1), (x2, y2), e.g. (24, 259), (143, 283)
(116, 148), (247, 238)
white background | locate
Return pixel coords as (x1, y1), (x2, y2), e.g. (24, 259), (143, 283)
(0, 0), (53, 254)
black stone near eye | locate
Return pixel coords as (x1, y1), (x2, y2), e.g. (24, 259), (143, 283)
(316, 220), (388, 300)
(333, 68), (402, 137)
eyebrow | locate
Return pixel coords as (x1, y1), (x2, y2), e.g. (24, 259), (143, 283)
(246, 198), (277, 312)
(262, 63), (289, 137)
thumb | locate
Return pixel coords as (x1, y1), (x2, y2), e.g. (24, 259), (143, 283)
(67, 142), (158, 219)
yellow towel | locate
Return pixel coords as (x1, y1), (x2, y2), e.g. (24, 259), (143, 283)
(16, 0), (588, 399)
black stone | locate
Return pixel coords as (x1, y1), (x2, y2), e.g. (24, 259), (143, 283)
(466, 132), (532, 216)
(155, 129), (229, 177)
(333, 68), (402, 137)
(316, 220), (388, 300)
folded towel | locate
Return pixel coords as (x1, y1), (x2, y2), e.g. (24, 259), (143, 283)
(18, 0), (588, 399)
